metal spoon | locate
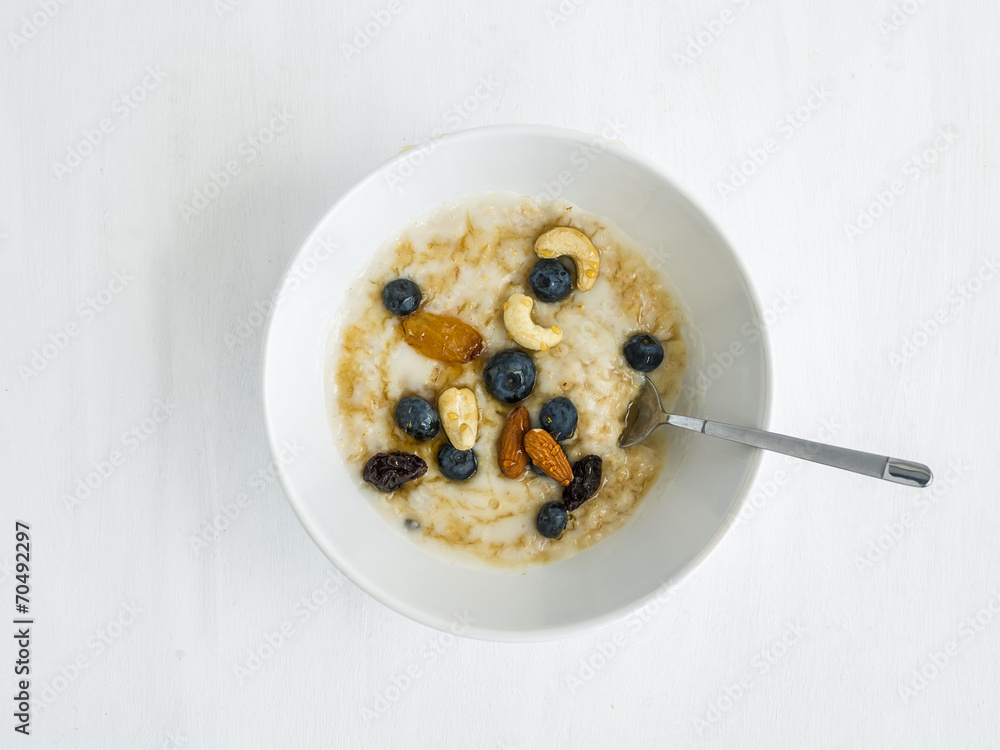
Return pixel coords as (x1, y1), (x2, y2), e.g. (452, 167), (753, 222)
(619, 376), (933, 488)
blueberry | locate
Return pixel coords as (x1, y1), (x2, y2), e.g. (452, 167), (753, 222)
(539, 397), (578, 440)
(529, 259), (573, 303)
(437, 444), (478, 481)
(381, 278), (422, 316)
(483, 349), (536, 403)
(536, 501), (568, 539)
(624, 334), (664, 372)
(394, 396), (440, 441)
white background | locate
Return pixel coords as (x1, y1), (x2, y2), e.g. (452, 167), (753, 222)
(2, 0), (998, 747)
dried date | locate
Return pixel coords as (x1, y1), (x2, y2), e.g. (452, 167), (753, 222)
(562, 455), (603, 511)
(363, 451), (427, 492)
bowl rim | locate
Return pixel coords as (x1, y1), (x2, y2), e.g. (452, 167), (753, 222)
(261, 123), (773, 642)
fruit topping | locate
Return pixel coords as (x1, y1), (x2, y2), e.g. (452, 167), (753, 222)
(401, 311), (485, 364)
(529, 258), (573, 303)
(394, 396), (440, 441)
(363, 451), (427, 492)
(624, 333), (664, 372)
(562, 455), (603, 511)
(536, 501), (568, 539)
(483, 349), (536, 403)
(437, 443), (478, 481)
(382, 279), (422, 316)
(539, 397), (578, 441)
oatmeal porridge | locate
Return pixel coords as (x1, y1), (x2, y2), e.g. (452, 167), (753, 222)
(328, 193), (689, 568)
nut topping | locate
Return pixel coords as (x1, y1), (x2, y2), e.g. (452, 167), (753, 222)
(497, 406), (531, 478)
(438, 387), (479, 451)
(522, 429), (573, 486)
(502, 293), (563, 351)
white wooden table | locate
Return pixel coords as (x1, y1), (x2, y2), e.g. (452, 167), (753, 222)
(3, 0), (998, 746)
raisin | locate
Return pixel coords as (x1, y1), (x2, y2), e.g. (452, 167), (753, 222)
(562, 455), (603, 511)
(401, 311), (485, 364)
(363, 451), (427, 492)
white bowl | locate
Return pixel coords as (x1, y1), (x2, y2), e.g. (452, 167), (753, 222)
(262, 125), (770, 642)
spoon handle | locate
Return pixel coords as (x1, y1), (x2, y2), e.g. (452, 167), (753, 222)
(664, 415), (933, 488)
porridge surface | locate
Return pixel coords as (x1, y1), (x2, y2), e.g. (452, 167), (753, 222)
(329, 193), (688, 568)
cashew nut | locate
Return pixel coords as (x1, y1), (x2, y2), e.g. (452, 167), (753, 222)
(534, 226), (600, 291)
(502, 293), (563, 351)
(438, 387), (478, 450)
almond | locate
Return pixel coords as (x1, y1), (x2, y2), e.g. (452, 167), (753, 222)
(497, 406), (530, 478)
(523, 428), (573, 486)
